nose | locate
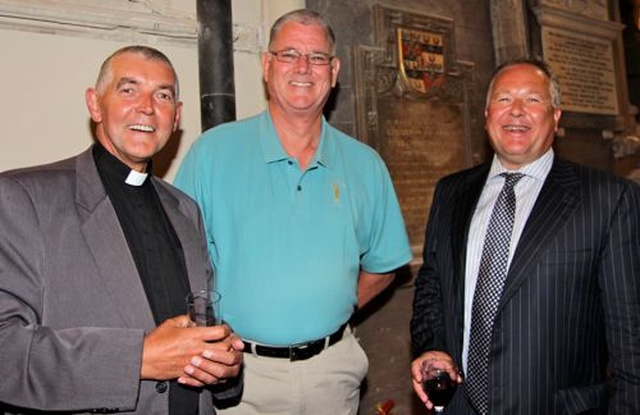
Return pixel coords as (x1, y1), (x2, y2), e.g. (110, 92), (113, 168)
(137, 94), (154, 115)
(293, 55), (311, 73)
(509, 99), (524, 116)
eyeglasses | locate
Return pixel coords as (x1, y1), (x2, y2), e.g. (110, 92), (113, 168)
(268, 49), (334, 66)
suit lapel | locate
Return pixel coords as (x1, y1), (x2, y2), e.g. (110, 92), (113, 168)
(451, 166), (490, 358)
(75, 150), (155, 330)
(497, 158), (581, 312)
(452, 166), (490, 288)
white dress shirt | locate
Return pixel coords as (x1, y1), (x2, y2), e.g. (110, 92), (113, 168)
(462, 149), (554, 372)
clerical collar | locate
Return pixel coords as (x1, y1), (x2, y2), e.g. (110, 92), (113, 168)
(92, 143), (152, 187)
(125, 169), (148, 186)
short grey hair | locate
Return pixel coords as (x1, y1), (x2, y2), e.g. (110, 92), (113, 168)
(268, 9), (336, 55)
(485, 57), (560, 109)
(95, 45), (180, 99)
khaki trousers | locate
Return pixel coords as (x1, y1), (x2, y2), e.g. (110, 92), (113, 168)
(218, 330), (369, 415)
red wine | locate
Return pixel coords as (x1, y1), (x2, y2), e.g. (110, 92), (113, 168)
(423, 372), (457, 407)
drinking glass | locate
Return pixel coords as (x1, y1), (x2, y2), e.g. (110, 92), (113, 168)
(186, 290), (221, 326)
(421, 362), (458, 413)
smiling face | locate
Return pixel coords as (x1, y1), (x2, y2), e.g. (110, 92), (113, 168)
(262, 20), (340, 120)
(86, 51), (182, 172)
(484, 63), (561, 170)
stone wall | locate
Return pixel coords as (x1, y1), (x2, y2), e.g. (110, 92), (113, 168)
(305, 1), (494, 413)
(304, 1), (638, 413)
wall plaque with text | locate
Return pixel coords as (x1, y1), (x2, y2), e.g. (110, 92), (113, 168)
(542, 26), (618, 115)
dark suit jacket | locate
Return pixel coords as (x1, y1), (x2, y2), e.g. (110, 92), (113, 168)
(0, 148), (236, 414)
(411, 157), (640, 414)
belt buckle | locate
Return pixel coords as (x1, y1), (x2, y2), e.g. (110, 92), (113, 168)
(290, 344), (308, 361)
(290, 340), (321, 361)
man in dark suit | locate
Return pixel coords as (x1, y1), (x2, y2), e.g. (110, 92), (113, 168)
(410, 58), (640, 414)
(0, 46), (242, 414)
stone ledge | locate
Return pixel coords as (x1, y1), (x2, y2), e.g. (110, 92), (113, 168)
(0, 0), (261, 51)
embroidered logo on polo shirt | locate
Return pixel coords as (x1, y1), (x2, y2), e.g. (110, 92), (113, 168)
(332, 183), (341, 203)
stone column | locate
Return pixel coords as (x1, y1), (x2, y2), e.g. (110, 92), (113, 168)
(490, 0), (529, 63)
(197, 0), (236, 131)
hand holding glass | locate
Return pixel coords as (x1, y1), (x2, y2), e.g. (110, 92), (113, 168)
(186, 290), (221, 327)
(421, 361), (459, 413)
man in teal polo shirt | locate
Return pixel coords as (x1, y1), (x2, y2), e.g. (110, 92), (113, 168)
(175, 9), (412, 415)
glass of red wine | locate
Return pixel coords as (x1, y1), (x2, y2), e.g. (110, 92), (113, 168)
(421, 363), (458, 413)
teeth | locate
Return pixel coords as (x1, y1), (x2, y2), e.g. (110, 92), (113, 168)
(503, 125), (529, 132)
(129, 124), (155, 132)
(291, 81), (312, 87)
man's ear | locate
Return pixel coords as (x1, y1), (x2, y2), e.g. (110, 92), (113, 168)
(261, 52), (271, 84)
(173, 101), (183, 132)
(330, 57), (340, 88)
(85, 88), (102, 123)
(553, 108), (562, 131)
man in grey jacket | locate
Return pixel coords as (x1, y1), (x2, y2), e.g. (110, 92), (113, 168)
(0, 45), (242, 414)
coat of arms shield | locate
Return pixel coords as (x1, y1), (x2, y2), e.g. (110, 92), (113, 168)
(397, 27), (446, 94)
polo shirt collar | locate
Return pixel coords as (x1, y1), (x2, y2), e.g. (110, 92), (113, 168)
(259, 110), (334, 169)
(315, 118), (333, 169)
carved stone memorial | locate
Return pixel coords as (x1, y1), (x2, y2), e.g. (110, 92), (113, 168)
(354, 5), (475, 256)
(534, 2), (623, 117)
(542, 27), (618, 115)
(532, 2), (627, 130)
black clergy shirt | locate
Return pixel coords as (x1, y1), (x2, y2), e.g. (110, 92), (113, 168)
(93, 144), (199, 415)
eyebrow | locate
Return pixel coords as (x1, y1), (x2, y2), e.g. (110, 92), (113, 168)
(275, 46), (330, 54)
(157, 84), (177, 96)
(115, 77), (176, 95)
(492, 88), (545, 95)
(115, 77), (139, 89)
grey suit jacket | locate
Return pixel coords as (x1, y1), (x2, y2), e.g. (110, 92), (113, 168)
(0, 148), (233, 414)
(411, 157), (640, 414)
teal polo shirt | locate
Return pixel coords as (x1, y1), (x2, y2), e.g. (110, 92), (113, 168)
(175, 111), (411, 345)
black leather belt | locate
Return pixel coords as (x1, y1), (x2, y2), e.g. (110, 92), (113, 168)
(242, 323), (348, 361)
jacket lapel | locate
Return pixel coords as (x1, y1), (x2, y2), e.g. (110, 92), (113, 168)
(75, 150), (156, 330)
(451, 165), (490, 358)
(497, 158), (581, 312)
(452, 166), (490, 291)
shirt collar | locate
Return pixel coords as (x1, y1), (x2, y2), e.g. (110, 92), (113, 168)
(125, 169), (149, 186)
(93, 143), (151, 187)
(259, 110), (333, 169)
(488, 148), (554, 182)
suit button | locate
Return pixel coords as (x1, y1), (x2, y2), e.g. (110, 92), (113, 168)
(156, 381), (168, 393)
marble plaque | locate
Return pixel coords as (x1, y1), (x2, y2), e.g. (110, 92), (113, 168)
(355, 5), (474, 254)
(542, 26), (618, 115)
